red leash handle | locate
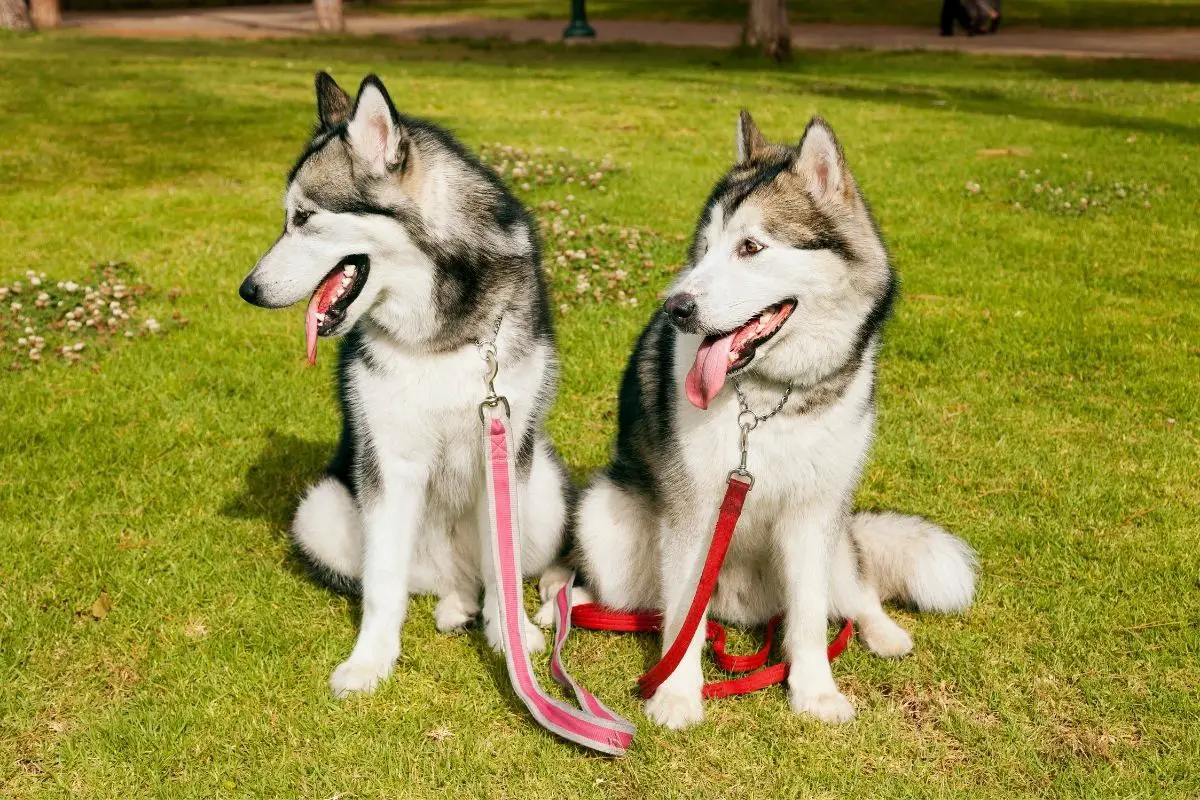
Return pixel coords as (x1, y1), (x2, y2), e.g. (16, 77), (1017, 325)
(571, 604), (854, 700)
(637, 475), (751, 699)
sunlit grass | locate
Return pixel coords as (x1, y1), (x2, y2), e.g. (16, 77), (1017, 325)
(0, 35), (1197, 799)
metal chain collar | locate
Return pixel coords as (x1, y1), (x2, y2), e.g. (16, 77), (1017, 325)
(730, 378), (793, 486)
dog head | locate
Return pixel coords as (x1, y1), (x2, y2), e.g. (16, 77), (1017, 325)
(239, 73), (533, 363)
(666, 112), (895, 409)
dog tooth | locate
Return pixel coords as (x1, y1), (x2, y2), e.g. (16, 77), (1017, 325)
(341, 276), (351, 287)
(344, 265), (356, 276)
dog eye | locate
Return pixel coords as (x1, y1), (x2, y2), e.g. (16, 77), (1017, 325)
(291, 209), (313, 228)
(739, 238), (764, 257)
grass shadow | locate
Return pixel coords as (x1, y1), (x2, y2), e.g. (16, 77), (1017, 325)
(220, 429), (331, 531)
(36, 37), (1200, 153)
(221, 429), (339, 591)
(799, 79), (1200, 144)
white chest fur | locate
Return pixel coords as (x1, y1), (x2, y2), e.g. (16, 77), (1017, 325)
(671, 335), (877, 540)
(345, 324), (550, 514)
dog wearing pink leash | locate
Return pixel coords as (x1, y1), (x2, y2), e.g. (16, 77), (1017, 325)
(240, 73), (570, 698)
(539, 113), (977, 730)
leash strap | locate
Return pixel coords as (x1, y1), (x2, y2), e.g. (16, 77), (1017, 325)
(637, 474), (752, 699)
(482, 406), (635, 756)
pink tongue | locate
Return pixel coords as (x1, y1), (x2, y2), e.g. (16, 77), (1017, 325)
(304, 269), (351, 366)
(684, 333), (735, 410)
(304, 291), (320, 366)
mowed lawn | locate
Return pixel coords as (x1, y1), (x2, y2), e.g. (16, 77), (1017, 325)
(1, 35), (1198, 799)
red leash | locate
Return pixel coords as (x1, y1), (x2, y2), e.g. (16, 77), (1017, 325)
(565, 474), (854, 701)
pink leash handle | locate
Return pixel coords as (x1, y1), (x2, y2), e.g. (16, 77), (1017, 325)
(482, 408), (635, 756)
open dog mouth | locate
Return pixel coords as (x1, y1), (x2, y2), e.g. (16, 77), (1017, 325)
(304, 255), (369, 365)
(684, 299), (796, 410)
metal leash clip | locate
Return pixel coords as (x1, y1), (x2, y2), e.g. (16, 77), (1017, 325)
(730, 410), (757, 487)
(478, 340), (510, 421)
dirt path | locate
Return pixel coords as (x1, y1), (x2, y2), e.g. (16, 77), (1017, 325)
(62, 5), (1200, 61)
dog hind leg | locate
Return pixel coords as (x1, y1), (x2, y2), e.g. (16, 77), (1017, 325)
(829, 529), (913, 658)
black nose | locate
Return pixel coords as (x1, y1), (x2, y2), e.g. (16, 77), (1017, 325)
(664, 293), (696, 325)
(238, 277), (260, 305)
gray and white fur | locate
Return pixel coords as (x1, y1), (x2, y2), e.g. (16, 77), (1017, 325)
(538, 113), (976, 729)
(240, 73), (569, 697)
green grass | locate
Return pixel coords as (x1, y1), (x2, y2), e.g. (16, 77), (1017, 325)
(2, 34), (1199, 799)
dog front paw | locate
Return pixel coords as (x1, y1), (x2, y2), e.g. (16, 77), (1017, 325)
(330, 656), (394, 698)
(532, 599), (556, 628)
(790, 688), (855, 724)
(533, 586), (595, 628)
(524, 619), (546, 653)
(644, 687), (705, 730)
(484, 609), (546, 654)
(434, 592), (479, 633)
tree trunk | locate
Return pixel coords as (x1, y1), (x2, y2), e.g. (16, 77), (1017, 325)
(30, 0), (60, 28)
(0, 0), (32, 30)
(313, 0), (343, 32)
(744, 0), (791, 62)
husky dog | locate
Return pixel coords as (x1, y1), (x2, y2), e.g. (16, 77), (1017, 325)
(239, 73), (569, 697)
(540, 113), (976, 730)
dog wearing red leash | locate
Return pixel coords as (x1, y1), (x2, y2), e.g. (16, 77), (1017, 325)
(539, 113), (977, 730)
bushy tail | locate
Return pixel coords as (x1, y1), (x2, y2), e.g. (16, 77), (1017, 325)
(291, 476), (362, 597)
(850, 512), (977, 613)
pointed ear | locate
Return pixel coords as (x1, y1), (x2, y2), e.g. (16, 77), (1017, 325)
(795, 117), (848, 203)
(736, 110), (769, 164)
(347, 76), (408, 174)
(315, 71), (352, 130)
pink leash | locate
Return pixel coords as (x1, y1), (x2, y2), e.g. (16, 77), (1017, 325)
(482, 406), (635, 756)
